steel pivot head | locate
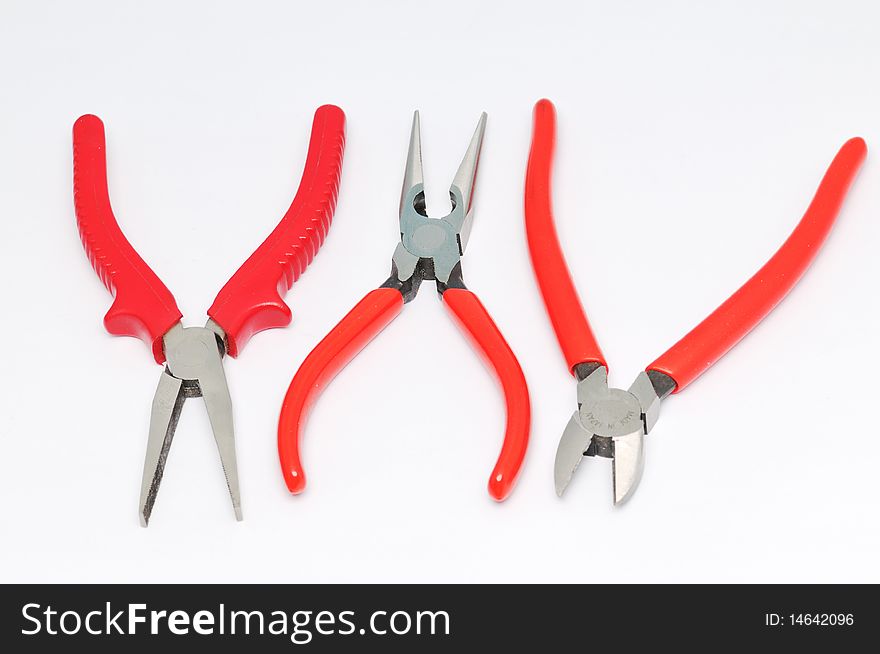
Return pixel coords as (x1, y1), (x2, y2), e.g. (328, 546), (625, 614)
(139, 320), (241, 526)
(554, 367), (673, 505)
(393, 112), (487, 288)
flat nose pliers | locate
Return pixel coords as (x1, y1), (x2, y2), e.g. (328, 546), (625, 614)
(278, 112), (530, 501)
(73, 105), (346, 525)
(525, 99), (866, 505)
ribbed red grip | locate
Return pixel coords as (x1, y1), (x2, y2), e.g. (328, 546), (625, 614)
(442, 288), (530, 501)
(73, 114), (182, 364)
(278, 288), (404, 494)
(648, 137), (867, 392)
(209, 105), (346, 357)
(525, 99), (606, 374)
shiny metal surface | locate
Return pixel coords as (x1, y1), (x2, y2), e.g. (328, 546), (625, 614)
(139, 322), (241, 526)
(555, 366), (673, 505)
(391, 112), (487, 290)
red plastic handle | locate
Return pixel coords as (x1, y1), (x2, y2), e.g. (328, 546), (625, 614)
(525, 99), (606, 374)
(648, 137), (867, 392)
(208, 105), (346, 357)
(73, 114), (182, 364)
(442, 288), (530, 501)
(278, 287), (404, 494)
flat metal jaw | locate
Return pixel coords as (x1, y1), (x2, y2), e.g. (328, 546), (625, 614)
(139, 320), (241, 526)
(392, 112), (487, 292)
(554, 367), (669, 505)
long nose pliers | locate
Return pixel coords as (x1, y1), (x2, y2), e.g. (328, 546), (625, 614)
(73, 105), (346, 525)
(525, 99), (866, 505)
(277, 112), (530, 501)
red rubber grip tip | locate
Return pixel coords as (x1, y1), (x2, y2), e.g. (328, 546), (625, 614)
(73, 114), (182, 364)
(209, 105), (346, 357)
(442, 288), (531, 501)
(525, 99), (606, 374)
(278, 287), (404, 493)
(648, 137), (867, 392)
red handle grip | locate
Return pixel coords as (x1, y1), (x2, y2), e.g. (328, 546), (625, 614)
(73, 114), (182, 364)
(278, 287), (404, 494)
(208, 105), (346, 357)
(442, 288), (530, 501)
(648, 137), (867, 392)
(525, 99), (606, 374)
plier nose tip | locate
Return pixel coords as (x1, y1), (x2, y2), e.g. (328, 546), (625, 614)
(450, 112), (487, 218)
(399, 111), (487, 255)
(553, 409), (646, 505)
(139, 324), (241, 527)
(400, 111), (425, 217)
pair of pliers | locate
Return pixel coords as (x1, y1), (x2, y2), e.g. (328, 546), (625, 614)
(277, 112), (530, 501)
(73, 105), (346, 525)
(525, 99), (866, 505)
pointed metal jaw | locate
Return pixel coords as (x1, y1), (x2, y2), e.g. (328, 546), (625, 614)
(449, 112), (487, 252)
(396, 111), (487, 282)
(400, 111), (425, 220)
(139, 320), (242, 526)
(554, 368), (671, 505)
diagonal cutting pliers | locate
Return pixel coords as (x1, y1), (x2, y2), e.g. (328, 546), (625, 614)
(525, 99), (866, 505)
(277, 112), (530, 501)
(73, 105), (346, 525)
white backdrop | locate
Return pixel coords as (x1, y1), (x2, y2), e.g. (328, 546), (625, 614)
(1, 0), (878, 583)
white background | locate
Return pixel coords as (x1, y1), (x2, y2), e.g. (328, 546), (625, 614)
(1, 0), (878, 583)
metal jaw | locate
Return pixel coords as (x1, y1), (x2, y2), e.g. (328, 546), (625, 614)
(139, 319), (241, 526)
(387, 111), (487, 300)
(554, 366), (674, 505)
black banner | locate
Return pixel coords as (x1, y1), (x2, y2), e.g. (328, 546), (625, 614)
(0, 584), (873, 650)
